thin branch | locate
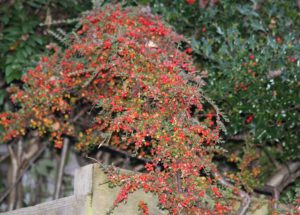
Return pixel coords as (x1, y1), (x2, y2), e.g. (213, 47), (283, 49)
(7, 144), (18, 211)
(85, 155), (102, 165)
(176, 171), (183, 193)
(16, 139), (24, 209)
(0, 142), (47, 204)
(53, 138), (69, 200)
(98, 137), (108, 149)
(85, 155), (108, 170)
(70, 106), (90, 123)
(98, 132), (112, 149)
(258, 162), (300, 208)
(212, 170), (251, 215)
(133, 164), (145, 172)
(0, 153), (9, 163)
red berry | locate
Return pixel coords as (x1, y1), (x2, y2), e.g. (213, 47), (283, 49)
(288, 56), (296, 63)
(245, 114), (254, 124)
(186, 0), (196, 5)
(185, 47), (193, 54)
(276, 37), (282, 43)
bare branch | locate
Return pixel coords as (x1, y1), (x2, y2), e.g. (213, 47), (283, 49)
(53, 138), (70, 200)
(7, 144), (18, 211)
(70, 106), (90, 123)
(98, 132), (112, 149)
(255, 162), (300, 208)
(0, 153), (9, 163)
(0, 142), (47, 204)
(212, 170), (251, 215)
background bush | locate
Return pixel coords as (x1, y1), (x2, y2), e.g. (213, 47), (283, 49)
(126, 0), (300, 161)
(0, 0), (91, 109)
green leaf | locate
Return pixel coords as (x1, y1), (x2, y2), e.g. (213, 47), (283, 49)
(5, 66), (22, 83)
(24, 45), (33, 55)
(250, 20), (266, 32)
(34, 36), (43, 45)
(202, 40), (212, 58)
(216, 26), (224, 36)
(0, 89), (6, 105)
(237, 6), (259, 17)
(190, 37), (200, 54)
(5, 65), (13, 76)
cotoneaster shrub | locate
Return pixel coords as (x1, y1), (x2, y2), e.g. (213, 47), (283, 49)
(0, 4), (239, 214)
(114, 0), (300, 191)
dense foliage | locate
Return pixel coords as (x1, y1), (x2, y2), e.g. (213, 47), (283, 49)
(136, 0), (300, 161)
(95, 0), (300, 208)
(0, 4), (239, 214)
(0, 0), (91, 108)
(114, 0), (300, 191)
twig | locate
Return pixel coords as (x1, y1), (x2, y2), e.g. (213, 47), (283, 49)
(133, 164), (145, 172)
(85, 155), (108, 170)
(0, 153), (9, 163)
(53, 138), (69, 200)
(82, 70), (100, 88)
(227, 132), (248, 141)
(85, 155), (102, 165)
(176, 171), (183, 193)
(70, 106), (90, 123)
(98, 133), (112, 149)
(98, 137), (108, 149)
(122, 156), (130, 169)
(212, 170), (251, 215)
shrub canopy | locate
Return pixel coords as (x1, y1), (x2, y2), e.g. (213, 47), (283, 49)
(0, 4), (233, 214)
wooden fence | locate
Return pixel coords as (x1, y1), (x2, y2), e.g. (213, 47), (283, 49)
(0, 163), (275, 215)
(0, 164), (167, 215)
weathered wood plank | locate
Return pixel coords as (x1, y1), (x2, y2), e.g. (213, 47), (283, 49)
(74, 163), (93, 196)
(0, 195), (86, 215)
